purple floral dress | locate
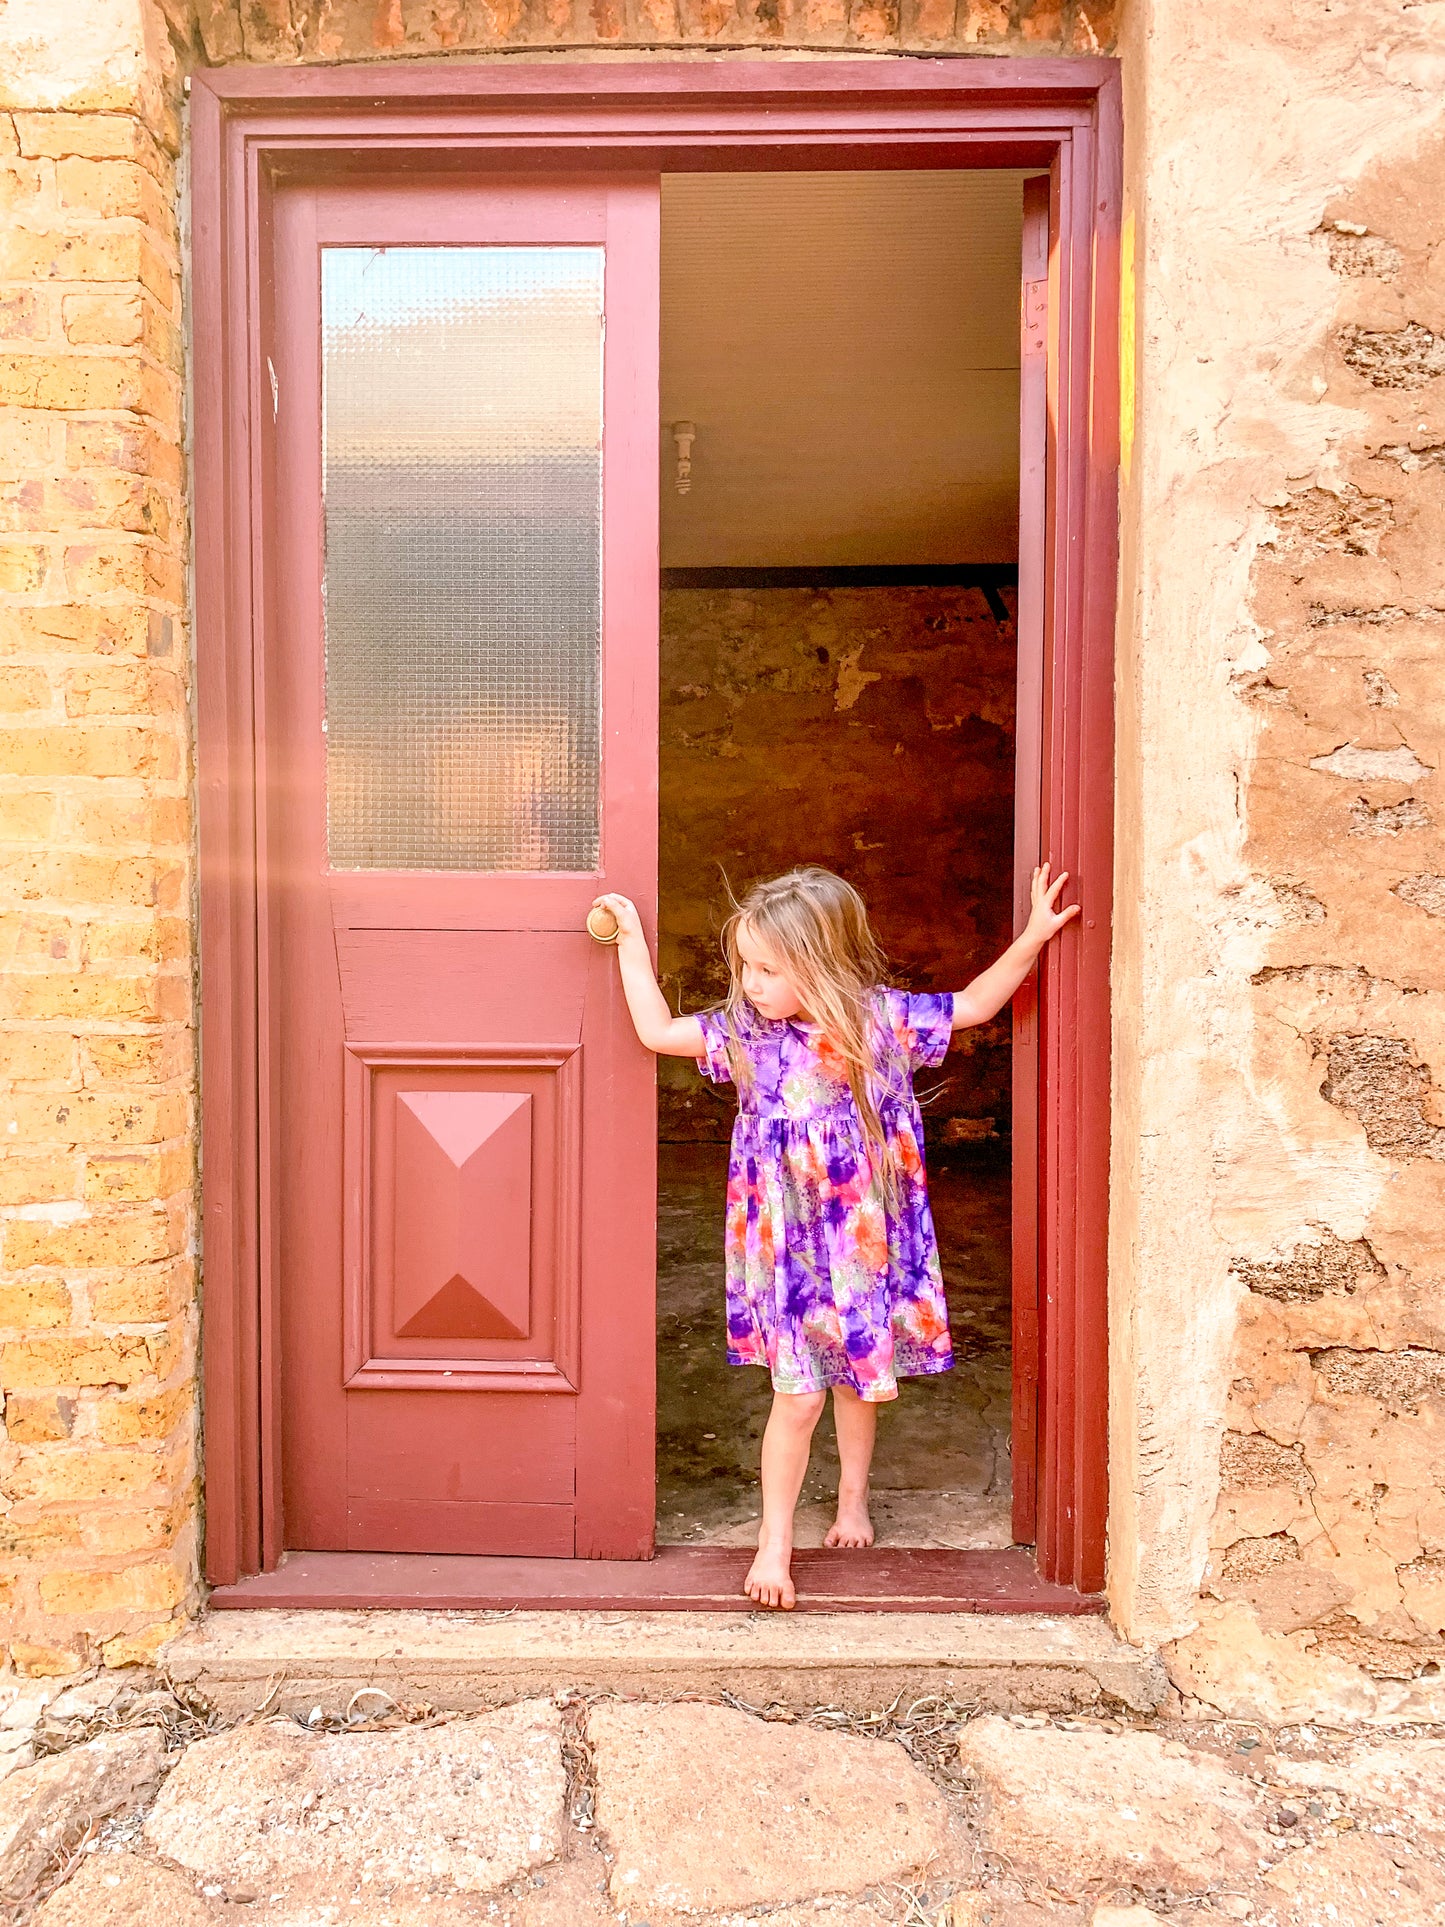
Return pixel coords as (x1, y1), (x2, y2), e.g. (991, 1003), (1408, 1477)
(695, 989), (956, 1403)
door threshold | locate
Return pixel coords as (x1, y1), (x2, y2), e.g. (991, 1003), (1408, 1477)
(171, 1593), (1161, 1723)
(208, 1545), (1101, 1614)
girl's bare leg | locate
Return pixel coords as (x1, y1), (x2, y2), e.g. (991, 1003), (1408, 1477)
(746, 1389), (826, 1609)
(825, 1385), (877, 1548)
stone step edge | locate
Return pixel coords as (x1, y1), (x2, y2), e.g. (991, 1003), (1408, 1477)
(162, 1608), (1168, 1718)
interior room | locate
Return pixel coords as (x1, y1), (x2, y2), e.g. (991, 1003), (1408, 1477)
(652, 169), (1028, 1552)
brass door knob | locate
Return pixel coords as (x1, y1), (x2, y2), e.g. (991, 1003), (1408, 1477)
(586, 904), (621, 944)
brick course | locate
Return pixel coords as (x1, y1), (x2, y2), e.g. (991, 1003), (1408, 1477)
(177, 0), (1115, 61)
(0, 21), (194, 1671)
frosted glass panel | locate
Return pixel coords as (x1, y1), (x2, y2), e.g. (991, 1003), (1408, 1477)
(322, 246), (603, 871)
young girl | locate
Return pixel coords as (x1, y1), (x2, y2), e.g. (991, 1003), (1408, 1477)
(592, 863), (1078, 1610)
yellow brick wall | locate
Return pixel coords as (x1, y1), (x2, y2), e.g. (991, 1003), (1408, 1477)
(0, 10), (195, 1671)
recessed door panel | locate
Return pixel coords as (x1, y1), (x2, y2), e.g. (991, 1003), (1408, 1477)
(342, 1049), (581, 1391)
(268, 175), (659, 1559)
(392, 1090), (533, 1342)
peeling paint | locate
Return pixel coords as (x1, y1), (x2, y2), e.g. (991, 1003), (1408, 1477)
(1316, 1033), (1445, 1164)
(1393, 873), (1445, 917)
(1308, 742), (1434, 784)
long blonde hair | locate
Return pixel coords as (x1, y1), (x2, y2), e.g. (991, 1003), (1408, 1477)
(719, 867), (893, 1173)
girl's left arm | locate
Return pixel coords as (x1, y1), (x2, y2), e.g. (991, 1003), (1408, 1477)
(950, 863), (1080, 1031)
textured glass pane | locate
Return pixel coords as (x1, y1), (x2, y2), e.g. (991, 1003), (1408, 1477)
(322, 246), (603, 871)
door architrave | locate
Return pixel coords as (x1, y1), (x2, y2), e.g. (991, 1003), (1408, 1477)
(191, 54), (1121, 1598)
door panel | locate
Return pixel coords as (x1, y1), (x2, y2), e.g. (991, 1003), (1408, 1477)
(342, 1047), (581, 1391)
(347, 1398), (576, 1503)
(390, 1089), (535, 1342)
(267, 175), (660, 1559)
(331, 930), (588, 1042)
(347, 1394), (577, 1556)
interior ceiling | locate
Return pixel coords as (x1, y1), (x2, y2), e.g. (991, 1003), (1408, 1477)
(659, 169), (1028, 570)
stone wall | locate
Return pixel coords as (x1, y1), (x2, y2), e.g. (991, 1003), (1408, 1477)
(6, 0), (1445, 1722)
(658, 585), (1016, 1143)
(1114, 0), (1445, 1721)
(0, 0), (195, 1671)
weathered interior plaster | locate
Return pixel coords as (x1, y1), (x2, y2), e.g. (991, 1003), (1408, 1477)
(1112, 0), (1445, 1721)
(657, 585), (1015, 1143)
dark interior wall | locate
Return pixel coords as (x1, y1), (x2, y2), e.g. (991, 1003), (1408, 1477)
(658, 584), (1017, 1143)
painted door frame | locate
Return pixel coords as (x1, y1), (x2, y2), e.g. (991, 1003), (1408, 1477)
(192, 55), (1120, 1599)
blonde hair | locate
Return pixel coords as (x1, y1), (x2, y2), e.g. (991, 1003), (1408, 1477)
(719, 867), (894, 1176)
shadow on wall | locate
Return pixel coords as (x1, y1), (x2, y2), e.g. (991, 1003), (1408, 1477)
(657, 583), (1018, 1144)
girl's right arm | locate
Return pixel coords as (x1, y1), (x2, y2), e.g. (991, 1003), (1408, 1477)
(591, 893), (706, 1058)
(950, 862), (1079, 1029)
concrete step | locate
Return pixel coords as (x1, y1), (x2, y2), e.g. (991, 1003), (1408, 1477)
(162, 1607), (1167, 1719)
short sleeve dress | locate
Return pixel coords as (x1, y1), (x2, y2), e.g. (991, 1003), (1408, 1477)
(694, 988), (955, 1403)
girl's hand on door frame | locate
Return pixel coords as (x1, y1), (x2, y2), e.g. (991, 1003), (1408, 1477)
(1023, 863), (1079, 949)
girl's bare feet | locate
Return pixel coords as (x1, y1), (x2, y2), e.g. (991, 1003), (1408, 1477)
(744, 1530), (796, 1608)
(824, 1493), (874, 1548)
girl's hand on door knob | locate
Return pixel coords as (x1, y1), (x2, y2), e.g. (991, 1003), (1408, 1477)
(589, 894), (705, 1060)
(590, 892), (643, 944)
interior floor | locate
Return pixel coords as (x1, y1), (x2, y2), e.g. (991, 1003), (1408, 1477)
(656, 1140), (1014, 1549)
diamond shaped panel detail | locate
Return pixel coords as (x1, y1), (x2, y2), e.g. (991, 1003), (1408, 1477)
(392, 1089), (533, 1342)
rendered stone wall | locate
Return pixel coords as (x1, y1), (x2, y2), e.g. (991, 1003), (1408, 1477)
(657, 585), (1016, 1144)
(1113, 0), (1445, 1721)
(0, 0), (196, 1672)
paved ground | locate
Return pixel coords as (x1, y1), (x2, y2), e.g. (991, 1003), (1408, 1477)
(0, 1668), (1441, 1926)
(656, 1142), (1014, 1550)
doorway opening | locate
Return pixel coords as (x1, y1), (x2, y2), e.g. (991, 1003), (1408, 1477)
(196, 56), (1119, 1608)
(653, 171), (1027, 1556)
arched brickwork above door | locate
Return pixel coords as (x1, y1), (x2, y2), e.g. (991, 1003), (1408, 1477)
(166, 0), (1115, 66)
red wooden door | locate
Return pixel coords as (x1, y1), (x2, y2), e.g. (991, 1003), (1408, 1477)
(265, 176), (660, 1559)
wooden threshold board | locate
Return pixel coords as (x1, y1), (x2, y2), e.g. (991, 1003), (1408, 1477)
(209, 1546), (1102, 1614)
